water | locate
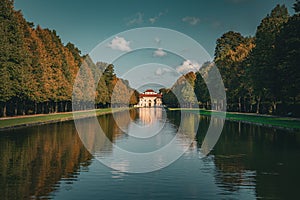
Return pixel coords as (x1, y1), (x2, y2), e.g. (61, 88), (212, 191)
(0, 108), (299, 199)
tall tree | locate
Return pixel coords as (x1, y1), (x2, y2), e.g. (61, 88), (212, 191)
(0, 0), (32, 116)
(194, 63), (211, 109)
(294, 0), (300, 12)
(214, 32), (254, 112)
(171, 72), (197, 108)
(103, 64), (116, 105)
(160, 88), (179, 108)
(248, 4), (289, 114)
(273, 2), (300, 115)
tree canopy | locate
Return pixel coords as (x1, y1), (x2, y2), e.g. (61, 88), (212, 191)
(0, 0), (138, 117)
(163, 2), (299, 116)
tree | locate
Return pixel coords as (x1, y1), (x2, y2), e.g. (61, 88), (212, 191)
(194, 71), (210, 109)
(171, 72), (196, 108)
(0, 0), (33, 116)
(294, 0), (300, 13)
(272, 3), (300, 115)
(214, 31), (254, 112)
(129, 90), (139, 106)
(1, 1), (135, 116)
(14, 11), (40, 114)
(103, 64), (116, 105)
(160, 88), (179, 108)
(95, 75), (109, 107)
(66, 42), (82, 66)
(248, 4), (289, 114)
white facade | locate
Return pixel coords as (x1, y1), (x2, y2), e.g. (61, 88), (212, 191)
(138, 89), (162, 107)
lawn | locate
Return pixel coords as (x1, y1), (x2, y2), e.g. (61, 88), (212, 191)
(168, 108), (300, 130)
(0, 108), (128, 130)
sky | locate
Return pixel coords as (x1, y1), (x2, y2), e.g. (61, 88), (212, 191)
(14, 0), (295, 91)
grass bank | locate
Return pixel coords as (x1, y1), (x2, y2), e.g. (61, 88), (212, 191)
(168, 108), (300, 130)
(0, 108), (129, 131)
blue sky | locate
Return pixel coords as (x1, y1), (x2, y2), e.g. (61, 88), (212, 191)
(14, 0), (295, 56)
(14, 0), (295, 91)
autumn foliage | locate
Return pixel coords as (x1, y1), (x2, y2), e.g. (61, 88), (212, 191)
(0, 0), (138, 117)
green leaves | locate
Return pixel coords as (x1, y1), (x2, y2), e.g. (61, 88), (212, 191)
(0, 1), (138, 116)
(274, 13), (300, 103)
(294, 0), (300, 13)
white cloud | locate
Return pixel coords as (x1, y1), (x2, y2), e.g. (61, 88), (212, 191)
(153, 48), (167, 57)
(107, 36), (131, 52)
(127, 12), (143, 26)
(149, 11), (164, 24)
(155, 67), (179, 78)
(176, 60), (200, 74)
(155, 67), (173, 76)
(182, 16), (200, 26)
(149, 17), (157, 24)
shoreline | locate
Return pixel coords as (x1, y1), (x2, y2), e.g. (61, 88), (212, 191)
(1, 107), (299, 132)
(168, 108), (300, 131)
(0, 108), (130, 132)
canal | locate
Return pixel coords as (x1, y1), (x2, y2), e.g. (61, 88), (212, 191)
(0, 108), (299, 199)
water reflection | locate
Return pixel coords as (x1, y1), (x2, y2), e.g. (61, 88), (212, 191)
(138, 107), (163, 125)
(210, 121), (300, 199)
(0, 109), (300, 199)
(80, 108), (198, 173)
(0, 122), (91, 200)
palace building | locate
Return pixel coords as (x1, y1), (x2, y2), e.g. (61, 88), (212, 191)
(138, 89), (162, 107)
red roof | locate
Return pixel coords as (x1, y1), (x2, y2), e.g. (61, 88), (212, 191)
(145, 89), (155, 93)
(139, 89), (162, 98)
(139, 93), (162, 98)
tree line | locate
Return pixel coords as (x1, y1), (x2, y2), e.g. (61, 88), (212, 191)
(161, 2), (300, 117)
(0, 0), (138, 117)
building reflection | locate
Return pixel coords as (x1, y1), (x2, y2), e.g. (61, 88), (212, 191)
(138, 107), (163, 125)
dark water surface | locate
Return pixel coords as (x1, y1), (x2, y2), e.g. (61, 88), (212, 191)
(0, 108), (300, 199)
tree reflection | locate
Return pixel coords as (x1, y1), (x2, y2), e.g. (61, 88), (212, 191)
(211, 121), (300, 198)
(77, 110), (137, 156)
(0, 122), (92, 200)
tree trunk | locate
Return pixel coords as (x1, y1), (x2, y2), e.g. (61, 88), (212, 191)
(14, 101), (18, 116)
(49, 101), (52, 113)
(41, 102), (44, 114)
(22, 101), (26, 115)
(238, 97), (242, 112)
(272, 101), (277, 114)
(256, 96), (261, 114)
(243, 97), (247, 112)
(3, 103), (7, 117)
(65, 101), (68, 112)
(50, 101), (53, 113)
(60, 101), (63, 112)
(34, 102), (37, 114)
(55, 102), (58, 113)
(44, 102), (48, 114)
